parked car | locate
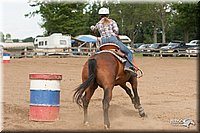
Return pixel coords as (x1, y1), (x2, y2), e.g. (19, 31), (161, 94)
(160, 41), (192, 56)
(135, 44), (151, 53)
(133, 43), (144, 49)
(118, 35), (131, 44)
(147, 43), (168, 52)
(126, 44), (134, 53)
(142, 43), (168, 56)
(186, 40), (200, 46)
(186, 46), (200, 56)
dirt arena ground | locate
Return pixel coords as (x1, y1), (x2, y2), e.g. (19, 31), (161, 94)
(2, 56), (199, 132)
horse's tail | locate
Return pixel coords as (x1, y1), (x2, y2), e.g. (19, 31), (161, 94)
(73, 59), (96, 107)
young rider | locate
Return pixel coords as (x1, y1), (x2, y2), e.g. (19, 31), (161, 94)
(90, 7), (138, 73)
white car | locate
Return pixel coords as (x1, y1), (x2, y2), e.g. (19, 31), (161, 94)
(118, 35), (134, 52)
(186, 46), (200, 56)
(118, 35), (131, 44)
(186, 40), (200, 46)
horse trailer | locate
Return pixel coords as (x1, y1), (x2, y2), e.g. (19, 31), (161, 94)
(34, 33), (71, 49)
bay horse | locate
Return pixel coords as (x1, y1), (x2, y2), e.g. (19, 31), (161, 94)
(73, 43), (145, 129)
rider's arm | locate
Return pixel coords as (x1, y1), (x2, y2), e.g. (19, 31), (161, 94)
(112, 20), (119, 35)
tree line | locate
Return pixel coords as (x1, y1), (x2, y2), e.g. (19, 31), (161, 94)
(26, 1), (199, 45)
(0, 32), (34, 43)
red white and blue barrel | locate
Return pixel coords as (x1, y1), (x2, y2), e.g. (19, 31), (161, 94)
(29, 73), (62, 121)
(3, 52), (10, 63)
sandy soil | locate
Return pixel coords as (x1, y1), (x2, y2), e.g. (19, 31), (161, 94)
(2, 56), (199, 132)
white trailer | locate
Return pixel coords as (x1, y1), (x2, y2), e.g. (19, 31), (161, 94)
(34, 33), (71, 49)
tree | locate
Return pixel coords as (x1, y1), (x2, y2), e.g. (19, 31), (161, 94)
(26, 1), (198, 44)
(171, 2), (198, 42)
(5, 33), (13, 43)
(26, 1), (89, 36)
(23, 37), (34, 42)
(106, 2), (173, 44)
(146, 3), (173, 43)
(197, 2), (200, 39)
(109, 3), (150, 44)
(12, 39), (20, 42)
(0, 32), (4, 42)
(5, 33), (11, 40)
(84, 2), (101, 35)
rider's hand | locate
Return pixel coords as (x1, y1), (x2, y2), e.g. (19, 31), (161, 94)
(90, 25), (95, 31)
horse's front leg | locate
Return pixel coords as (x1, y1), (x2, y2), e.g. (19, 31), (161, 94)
(102, 88), (112, 129)
(120, 84), (135, 104)
(130, 76), (146, 117)
(132, 89), (145, 117)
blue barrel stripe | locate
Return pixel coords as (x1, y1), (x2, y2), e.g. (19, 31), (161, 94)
(30, 90), (60, 106)
(3, 53), (10, 56)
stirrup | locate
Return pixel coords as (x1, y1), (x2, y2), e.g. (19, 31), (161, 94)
(136, 67), (144, 78)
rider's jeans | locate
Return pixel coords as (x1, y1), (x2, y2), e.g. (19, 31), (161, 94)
(101, 36), (133, 68)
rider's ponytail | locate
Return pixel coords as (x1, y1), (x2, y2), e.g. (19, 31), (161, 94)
(102, 17), (110, 25)
(100, 14), (110, 26)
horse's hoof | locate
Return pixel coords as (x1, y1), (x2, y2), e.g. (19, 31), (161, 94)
(134, 105), (138, 109)
(139, 112), (146, 117)
(84, 121), (89, 126)
(104, 124), (110, 129)
(134, 104), (140, 109)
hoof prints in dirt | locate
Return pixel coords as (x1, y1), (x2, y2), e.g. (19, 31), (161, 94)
(3, 103), (29, 129)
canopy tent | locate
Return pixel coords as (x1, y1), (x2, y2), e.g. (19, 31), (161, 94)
(74, 35), (98, 43)
(76, 36), (97, 43)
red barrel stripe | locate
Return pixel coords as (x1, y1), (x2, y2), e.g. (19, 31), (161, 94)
(3, 52), (10, 55)
(3, 60), (10, 63)
(29, 73), (62, 80)
(29, 106), (59, 121)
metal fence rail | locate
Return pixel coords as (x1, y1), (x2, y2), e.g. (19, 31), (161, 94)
(4, 47), (199, 58)
(135, 50), (199, 58)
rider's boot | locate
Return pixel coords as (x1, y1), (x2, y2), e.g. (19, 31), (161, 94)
(124, 66), (137, 77)
(124, 66), (134, 72)
(132, 58), (139, 71)
(124, 65), (136, 74)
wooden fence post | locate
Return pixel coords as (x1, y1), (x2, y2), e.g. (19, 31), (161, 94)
(160, 50), (163, 58)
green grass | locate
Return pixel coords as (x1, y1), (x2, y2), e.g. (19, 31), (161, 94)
(134, 53), (143, 57)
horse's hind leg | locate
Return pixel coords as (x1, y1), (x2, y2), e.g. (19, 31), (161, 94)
(82, 83), (98, 125)
(102, 87), (113, 129)
(129, 76), (146, 117)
